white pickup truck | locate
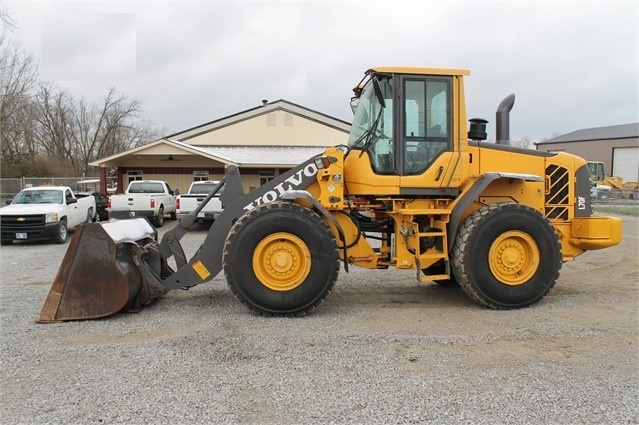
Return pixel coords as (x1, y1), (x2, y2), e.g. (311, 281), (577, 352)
(176, 181), (225, 225)
(108, 180), (178, 227)
(0, 186), (96, 245)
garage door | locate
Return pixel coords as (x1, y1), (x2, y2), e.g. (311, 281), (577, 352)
(613, 146), (639, 183)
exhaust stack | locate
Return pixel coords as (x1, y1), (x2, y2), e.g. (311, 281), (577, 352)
(496, 93), (515, 145)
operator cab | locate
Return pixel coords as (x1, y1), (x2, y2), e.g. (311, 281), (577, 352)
(347, 68), (457, 176)
(344, 67), (470, 196)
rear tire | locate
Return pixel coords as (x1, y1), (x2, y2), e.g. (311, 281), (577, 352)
(223, 201), (339, 316)
(452, 203), (561, 309)
(54, 219), (68, 244)
(154, 207), (165, 227)
(86, 208), (94, 223)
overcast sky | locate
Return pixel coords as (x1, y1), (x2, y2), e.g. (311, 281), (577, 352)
(4, 0), (638, 141)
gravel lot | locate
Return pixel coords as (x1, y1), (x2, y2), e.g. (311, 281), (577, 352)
(1, 215), (637, 424)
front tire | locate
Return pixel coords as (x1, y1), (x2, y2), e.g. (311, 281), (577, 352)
(54, 219), (68, 244)
(452, 203), (562, 309)
(223, 201), (339, 316)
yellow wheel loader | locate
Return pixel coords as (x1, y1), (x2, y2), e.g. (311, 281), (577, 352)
(38, 67), (623, 322)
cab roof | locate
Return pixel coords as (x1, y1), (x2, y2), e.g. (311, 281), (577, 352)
(367, 66), (470, 76)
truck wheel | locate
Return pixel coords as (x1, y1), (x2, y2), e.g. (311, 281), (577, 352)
(86, 208), (94, 223)
(54, 219), (68, 244)
(223, 201), (340, 316)
(170, 211), (177, 220)
(452, 203), (562, 309)
(154, 207), (164, 227)
(597, 192), (610, 202)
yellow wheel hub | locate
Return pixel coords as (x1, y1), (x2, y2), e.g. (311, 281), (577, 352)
(489, 230), (539, 286)
(252, 232), (311, 291)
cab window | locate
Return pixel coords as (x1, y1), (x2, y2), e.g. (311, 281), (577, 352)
(402, 77), (452, 174)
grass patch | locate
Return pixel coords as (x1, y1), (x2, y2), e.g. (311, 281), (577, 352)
(593, 204), (639, 217)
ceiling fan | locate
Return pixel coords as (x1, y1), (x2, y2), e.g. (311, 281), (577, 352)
(160, 154), (181, 161)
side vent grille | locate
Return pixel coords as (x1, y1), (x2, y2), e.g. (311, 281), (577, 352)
(545, 164), (569, 220)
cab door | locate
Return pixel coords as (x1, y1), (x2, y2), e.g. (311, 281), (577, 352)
(397, 75), (466, 195)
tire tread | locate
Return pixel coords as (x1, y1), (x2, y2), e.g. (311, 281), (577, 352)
(452, 203), (562, 309)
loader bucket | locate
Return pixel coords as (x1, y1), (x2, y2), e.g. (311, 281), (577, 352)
(38, 218), (164, 323)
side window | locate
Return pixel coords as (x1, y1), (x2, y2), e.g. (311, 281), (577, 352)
(369, 78), (395, 174)
(402, 77), (452, 174)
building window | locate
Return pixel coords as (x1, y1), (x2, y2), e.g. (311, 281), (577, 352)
(127, 170), (143, 183)
(193, 171), (209, 181)
(260, 171), (274, 186)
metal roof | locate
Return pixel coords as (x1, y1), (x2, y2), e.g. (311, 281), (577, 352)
(537, 123), (639, 144)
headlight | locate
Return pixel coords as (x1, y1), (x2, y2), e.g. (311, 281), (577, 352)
(45, 212), (59, 223)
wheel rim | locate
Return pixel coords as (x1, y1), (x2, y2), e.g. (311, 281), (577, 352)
(488, 230), (539, 286)
(252, 232), (312, 291)
(59, 224), (67, 240)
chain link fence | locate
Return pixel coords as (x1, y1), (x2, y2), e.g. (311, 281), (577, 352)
(0, 177), (86, 204)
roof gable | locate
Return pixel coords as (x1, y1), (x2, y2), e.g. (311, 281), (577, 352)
(167, 99), (351, 143)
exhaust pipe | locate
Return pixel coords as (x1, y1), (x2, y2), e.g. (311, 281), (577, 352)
(496, 93), (515, 145)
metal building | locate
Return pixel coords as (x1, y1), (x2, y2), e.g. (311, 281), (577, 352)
(535, 123), (638, 183)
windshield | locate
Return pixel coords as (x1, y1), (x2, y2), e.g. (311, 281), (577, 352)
(348, 77), (388, 148)
(12, 190), (63, 204)
(347, 75), (394, 173)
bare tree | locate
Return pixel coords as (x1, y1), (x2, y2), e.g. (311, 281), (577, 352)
(68, 87), (161, 175)
(0, 1), (17, 32)
(0, 35), (39, 175)
(511, 136), (533, 149)
(1, 5), (161, 177)
(33, 83), (75, 170)
(33, 84), (161, 175)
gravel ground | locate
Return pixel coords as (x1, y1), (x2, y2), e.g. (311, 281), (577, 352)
(1, 215), (637, 424)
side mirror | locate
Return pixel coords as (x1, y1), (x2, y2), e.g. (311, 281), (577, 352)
(372, 77), (386, 108)
(350, 97), (359, 115)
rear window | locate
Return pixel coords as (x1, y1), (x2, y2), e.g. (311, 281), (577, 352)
(128, 182), (165, 194)
(190, 183), (224, 195)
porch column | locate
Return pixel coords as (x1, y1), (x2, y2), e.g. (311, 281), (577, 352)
(99, 167), (107, 194)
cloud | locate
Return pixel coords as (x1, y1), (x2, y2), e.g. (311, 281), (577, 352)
(41, 12), (136, 81)
(8, 0), (638, 140)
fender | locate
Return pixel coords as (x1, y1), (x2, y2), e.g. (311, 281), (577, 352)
(447, 172), (543, 253)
